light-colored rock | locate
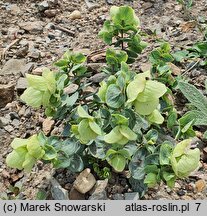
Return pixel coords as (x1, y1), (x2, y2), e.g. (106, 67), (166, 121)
(16, 77), (28, 93)
(124, 192), (139, 200)
(168, 62), (181, 75)
(140, 62), (151, 72)
(84, 0), (99, 10)
(42, 117), (55, 135)
(6, 4), (21, 15)
(64, 84), (79, 95)
(38, 1), (49, 12)
(51, 178), (69, 200)
(0, 59), (27, 75)
(69, 187), (85, 200)
(73, 168), (96, 194)
(195, 180), (206, 192)
(90, 179), (108, 195)
(32, 67), (47, 76)
(44, 9), (57, 18)
(69, 10), (82, 20)
(88, 73), (107, 83)
(88, 191), (108, 200)
(19, 21), (43, 34)
(0, 83), (15, 108)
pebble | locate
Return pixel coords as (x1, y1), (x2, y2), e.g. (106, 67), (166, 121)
(51, 178), (69, 200)
(69, 187), (85, 200)
(16, 77), (28, 94)
(0, 83), (15, 108)
(64, 84), (79, 95)
(44, 9), (57, 18)
(42, 117), (55, 135)
(88, 191), (108, 200)
(124, 192), (139, 200)
(195, 180), (206, 192)
(112, 193), (124, 200)
(69, 10), (82, 20)
(0, 59), (27, 76)
(73, 168), (96, 194)
(19, 21), (43, 34)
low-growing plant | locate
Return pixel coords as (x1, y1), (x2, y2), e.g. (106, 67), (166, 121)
(99, 5), (147, 63)
(6, 6), (201, 198)
(178, 80), (207, 138)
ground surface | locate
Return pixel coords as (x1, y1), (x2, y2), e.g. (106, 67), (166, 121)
(0, 0), (207, 200)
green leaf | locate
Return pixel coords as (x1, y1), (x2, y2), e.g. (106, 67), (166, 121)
(106, 84), (125, 108)
(171, 139), (200, 178)
(136, 80), (167, 102)
(111, 6), (140, 27)
(126, 76), (146, 103)
(42, 145), (57, 160)
(144, 165), (159, 174)
(144, 173), (157, 187)
(108, 154), (126, 172)
(26, 74), (47, 91)
(77, 106), (93, 120)
(78, 119), (97, 143)
(172, 50), (189, 62)
(98, 81), (108, 102)
(22, 153), (36, 172)
(147, 109), (164, 125)
(167, 111), (177, 129)
(134, 97), (159, 115)
(27, 135), (45, 159)
(145, 129), (158, 145)
(104, 126), (123, 144)
(6, 147), (27, 170)
(119, 125), (137, 141)
(11, 138), (28, 149)
(178, 81), (207, 114)
(159, 143), (172, 165)
(69, 154), (84, 172)
(20, 87), (43, 108)
(89, 120), (102, 135)
(112, 113), (129, 125)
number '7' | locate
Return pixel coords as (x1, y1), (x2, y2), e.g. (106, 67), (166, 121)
(195, 203), (201, 211)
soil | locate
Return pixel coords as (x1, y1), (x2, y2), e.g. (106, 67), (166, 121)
(0, 0), (207, 200)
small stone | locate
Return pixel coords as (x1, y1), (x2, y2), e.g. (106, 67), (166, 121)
(140, 62), (151, 72)
(6, 4), (21, 15)
(90, 179), (108, 195)
(28, 49), (41, 59)
(4, 125), (14, 133)
(0, 59), (27, 75)
(168, 63), (181, 75)
(64, 84), (79, 95)
(19, 21), (43, 34)
(195, 180), (206, 192)
(177, 190), (185, 196)
(69, 10), (82, 20)
(38, 1), (49, 12)
(73, 168), (96, 194)
(18, 106), (26, 117)
(0, 83), (15, 108)
(16, 77), (28, 94)
(175, 4), (183, 11)
(112, 193), (124, 200)
(9, 112), (19, 120)
(124, 192), (139, 200)
(42, 117), (55, 135)
(51, 178), (69, 200)
(32, 67), (47, 76)
(0, 116), (10, 126)
(69, 187), (85, 200)
(11, 119), (20, 128)
(88, 73), (107, 83)
(88, 191), (108, 200)
(24, 108), (32, 118)
(84, 0), (99, 10)
(44, 9), (57, 18)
